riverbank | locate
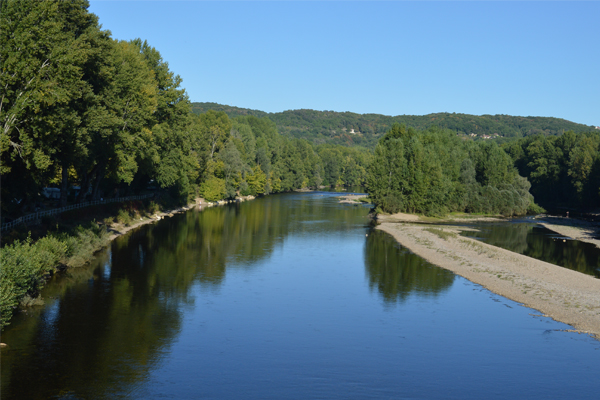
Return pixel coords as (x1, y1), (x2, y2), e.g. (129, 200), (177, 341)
(377, 212), (507, 223)
(337, 194), (368, 204)
(536, 216), (600, 249)
(0, 195), (256, 334)
(377, 222), (600, 339)
(106, 200), (202, 240)
(98, 195), (255, 241)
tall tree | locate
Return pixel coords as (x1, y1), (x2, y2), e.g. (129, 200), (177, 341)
(1, 0), (110, 206)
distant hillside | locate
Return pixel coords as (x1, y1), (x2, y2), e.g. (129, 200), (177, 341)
(191, 102), (595, 147)
(191, 102), (269, 119)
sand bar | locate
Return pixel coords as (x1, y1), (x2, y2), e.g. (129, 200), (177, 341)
(537, 216), (600, 249)
(377, 221), (600, 339)
(337, 194), (368, 204)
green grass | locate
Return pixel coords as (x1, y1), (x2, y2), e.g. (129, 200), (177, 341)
(424, 227), (458, 241)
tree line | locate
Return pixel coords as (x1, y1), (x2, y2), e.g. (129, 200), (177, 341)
(503, 131), (600, 210)
(0, 0), (372, 219)
(366, 124), (600, 215)
(2, 1), (596, 222)
(192, 102), (594, 148)
(366, 125), (541, 216)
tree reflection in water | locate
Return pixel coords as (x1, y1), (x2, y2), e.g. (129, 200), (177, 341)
(364, 230), (455, 303)
(461, 223), (600, 278)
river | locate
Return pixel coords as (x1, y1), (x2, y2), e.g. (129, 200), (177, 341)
(1, 192), (599, 399)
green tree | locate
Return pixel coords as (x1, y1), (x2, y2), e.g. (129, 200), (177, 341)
(366, 135), (407, 213)
(0, 0), (110, 206)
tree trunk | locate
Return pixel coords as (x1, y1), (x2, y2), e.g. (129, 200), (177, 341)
(91, 162), (106, 200)
(76, 165), (95, 203)
(60, 162), (69, 207)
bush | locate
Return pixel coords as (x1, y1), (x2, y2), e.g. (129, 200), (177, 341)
(0, 235), (66, 329)
(239, 181), (251, 197)
(147, 201), (161, 214)
(527, 201), (546, 215)
(381, 194), (403, 214)
(0, 224), (108, 329)
(117, 209), (132, 226)
(200, 177), (226, 202)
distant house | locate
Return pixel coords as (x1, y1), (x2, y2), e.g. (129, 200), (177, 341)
(595, 126), (600, 130)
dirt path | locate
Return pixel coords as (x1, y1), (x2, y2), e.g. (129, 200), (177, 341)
(377, 222), (600, 339)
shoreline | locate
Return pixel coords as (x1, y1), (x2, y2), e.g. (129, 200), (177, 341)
(0, 195), (256, 339)
(376, 212), (508, 223)
(377, 221), (600, 340)
(106, 195), (256, 241)
(106, 202), (199, 241)
(337, 194), (368, 204)
(536, 216), (600, 249)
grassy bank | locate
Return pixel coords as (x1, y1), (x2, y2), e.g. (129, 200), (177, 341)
(0, 197), (170, 330)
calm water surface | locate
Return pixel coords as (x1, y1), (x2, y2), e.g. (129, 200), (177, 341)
(1, 192), (599, 399)
(459, 222), (600, 277)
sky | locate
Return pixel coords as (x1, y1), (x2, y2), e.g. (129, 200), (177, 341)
(88, 1), (599, 126)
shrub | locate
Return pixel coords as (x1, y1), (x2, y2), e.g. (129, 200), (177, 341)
(527, 201), (546, 215)
(117, 208), (132, 226)
(381, 194), (403, 214)
(147, 201), (161, 214)
(239, 181), (251, 196)
(201, 177), (226, 202)
(0, 224), (108, 329)
(0, 236), (66, 329)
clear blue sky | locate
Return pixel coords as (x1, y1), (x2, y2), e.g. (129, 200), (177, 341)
(89, 1), (599, 126)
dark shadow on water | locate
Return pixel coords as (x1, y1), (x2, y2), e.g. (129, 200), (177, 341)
(364, 230), (455, 303)
(459, 222), (600, 278)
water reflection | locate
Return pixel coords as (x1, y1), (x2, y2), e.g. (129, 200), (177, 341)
(460, 223), (600, 277)
(0, 193), (372, 399)
(2, 194), (600, 399)
(364, 230), (455, 303)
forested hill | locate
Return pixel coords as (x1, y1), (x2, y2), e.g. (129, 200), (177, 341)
(191, 102), (595, 147)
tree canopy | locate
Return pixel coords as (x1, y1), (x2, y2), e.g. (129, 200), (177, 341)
(366, 125), (538, 216)
(191, 102), (594, 148)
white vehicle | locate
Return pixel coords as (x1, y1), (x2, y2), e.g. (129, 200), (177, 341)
(42, 187), (61, 199)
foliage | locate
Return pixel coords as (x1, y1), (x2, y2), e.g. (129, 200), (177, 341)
(200, 177), (226, 202)
(0, 223), (108, 329)
(191, 102), (594, 148)
(366, 125), (537, 216)
(117, 209), (133, 226)
(504, 131), (600, 209)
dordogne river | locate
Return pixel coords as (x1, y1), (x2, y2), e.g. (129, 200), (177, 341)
(1, 192), (599, 399)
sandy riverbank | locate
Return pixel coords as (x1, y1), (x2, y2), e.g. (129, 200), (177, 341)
(337, 194), (368, 204)
(377, 212), (507, 223)
(536, 216), (600, 249)
(377, 222), (600, 339)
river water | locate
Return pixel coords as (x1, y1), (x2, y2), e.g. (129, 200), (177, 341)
(1, 192), (599, 399)
(459, 222), (600, 278)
